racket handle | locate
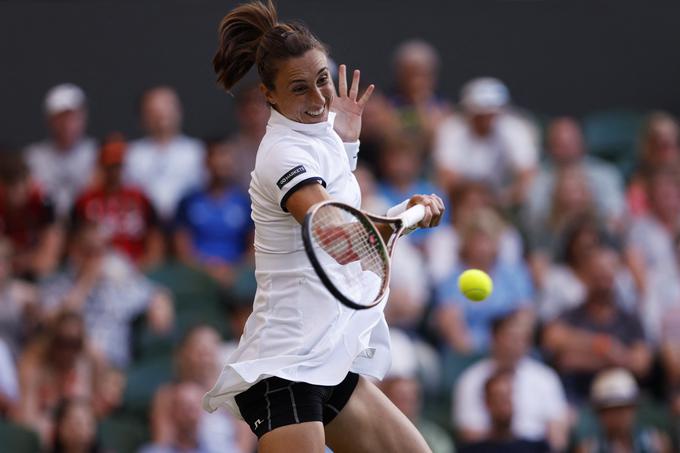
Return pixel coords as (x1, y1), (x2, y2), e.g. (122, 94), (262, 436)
(400, 204), (426, 229)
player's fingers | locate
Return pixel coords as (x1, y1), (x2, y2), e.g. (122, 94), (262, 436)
(349, 69), (360, 100)
(338, 64), (347, 97)
(357, 84), (375, 108)
(419, 205), (433, 228)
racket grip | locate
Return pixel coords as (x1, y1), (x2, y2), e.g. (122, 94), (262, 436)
(400, 204), (426, 229)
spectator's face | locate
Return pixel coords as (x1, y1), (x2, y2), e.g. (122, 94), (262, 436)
(57, 402), (96, 449)
(548, 118), (585, 163)
(462, 231), (498, 267)
(396, 56), (436, 104)
(381, 377), (421, 420)
(469, 112), (496, 137)
(262, 49), (334, 125)
(493, 318), (530, 368)
(172, 383), (204, 434)
(597, 406), (636, 438)
(585, 249), (618, 297)
(48, 109), (87, 149)
(567, 227), (600, 270)
(646, 122), (680, 167)
(648, 174), (680, 218)
(71, 227), (107, 269)
(53, 320), (85, 366)
(179, 327), (220, 383)
(554, 167), (592, 213)
(206, 144), (235, 183)
(141, 88), (182, 138)
(485, 375), (514, 428)
(381, 147), (421, 185)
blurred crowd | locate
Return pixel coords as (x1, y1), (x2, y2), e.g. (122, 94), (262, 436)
(1, 38), (680, 453)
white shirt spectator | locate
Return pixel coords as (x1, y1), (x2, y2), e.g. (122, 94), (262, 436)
(0, 338), (19, 403)
(454, 357), (567, 442)
(124, 135), (205, 220)
(434, 113), (538, 192)
(628, 215), (679, 276)
(24, 138), (97, 217)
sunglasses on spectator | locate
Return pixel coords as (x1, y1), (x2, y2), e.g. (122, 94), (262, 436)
(55, 336), (84, 350)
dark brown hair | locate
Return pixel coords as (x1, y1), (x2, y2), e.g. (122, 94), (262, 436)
(213, 0), (326, 92)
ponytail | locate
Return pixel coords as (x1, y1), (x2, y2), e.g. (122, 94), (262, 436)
(214, 0), (326, 92)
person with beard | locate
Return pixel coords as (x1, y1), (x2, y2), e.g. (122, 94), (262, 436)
(542, 246), (652, 404)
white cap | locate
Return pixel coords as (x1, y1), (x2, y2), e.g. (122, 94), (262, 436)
(44, 83), (86, 115)
(591, 368), (639, 409)
(460, 77), (509, 114)
(386, 328), (418, 380)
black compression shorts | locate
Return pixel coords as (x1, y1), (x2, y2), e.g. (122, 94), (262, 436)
(234, 372), (360, 438)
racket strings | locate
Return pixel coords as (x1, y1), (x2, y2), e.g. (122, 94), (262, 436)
(311, 205), (386, 282)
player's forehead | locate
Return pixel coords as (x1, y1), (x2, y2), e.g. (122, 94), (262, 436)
(276, 49), (328, 85)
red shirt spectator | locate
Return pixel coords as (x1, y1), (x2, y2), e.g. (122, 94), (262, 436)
(72, 138), (163, 267)
(0, 152), (62, 279)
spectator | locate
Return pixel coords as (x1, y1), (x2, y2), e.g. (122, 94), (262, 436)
(376, 131), (445, 245)
(141, 382), (212, 453)
(124, 86), (205, 222)
(151, 326), (255, 453)
(542, 247), (652, 403)
(459, 370), (550, 453)
(0, 238), (40, 356)
(538, 216), (639, 321)
(575, 368), (671, 453)
(14, 311), (110, 444)
(358, 90), (401, 174)
(173, 140), (253, 289)
(24, 83), (97, 218)
(40, 222), (174, 369)
(424, 181), (523, 285)
(72, 137), (164, 269)
(0, 337), (19, 418)
(50, 398), (107, 453)
(435, 208), (533, 354)
(380, 329), (455, 453)
(627, 168), (680, 279)
(434, 77), (538, 207)
(0, 152), (63, 279)
(627, 112), (680, 217)
(526, 117), (625, 232)
(389, 40), (451, 149)
(454, 311), (568, 451)
(526, 164), (599, 261)
(226, 82), (270, 192)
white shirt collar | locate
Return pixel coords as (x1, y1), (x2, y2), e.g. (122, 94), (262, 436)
(268, 107), (336, 137)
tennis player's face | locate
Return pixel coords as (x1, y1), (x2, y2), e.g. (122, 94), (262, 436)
(264, 49), (334, 124)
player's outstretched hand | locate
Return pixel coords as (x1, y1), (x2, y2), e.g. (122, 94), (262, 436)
(331, 64), (375, 142)
(407, 194), (445, 228)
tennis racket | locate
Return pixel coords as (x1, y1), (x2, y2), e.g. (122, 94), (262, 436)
(302, 200), (425, 310)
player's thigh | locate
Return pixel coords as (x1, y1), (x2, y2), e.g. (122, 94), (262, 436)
(324, 376), (431, 453)
(258, 421), (326, 453)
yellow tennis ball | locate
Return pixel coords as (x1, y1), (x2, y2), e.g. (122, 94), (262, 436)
(458, 269), (493, 302)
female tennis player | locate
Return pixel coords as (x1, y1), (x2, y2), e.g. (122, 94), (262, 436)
(202, 2), (444, 452)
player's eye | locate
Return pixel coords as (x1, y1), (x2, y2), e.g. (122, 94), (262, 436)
(292, 85), (307, 94)
(317, 74), (329, 86)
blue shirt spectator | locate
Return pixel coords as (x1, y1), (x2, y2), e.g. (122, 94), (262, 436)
(175, 187), (252, 265)
(436, 261), (533, 352)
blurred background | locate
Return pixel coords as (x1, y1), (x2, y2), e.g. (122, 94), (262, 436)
(2, 0), (680, 452)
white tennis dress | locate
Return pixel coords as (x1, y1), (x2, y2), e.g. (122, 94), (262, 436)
(203, 108), (391, 418)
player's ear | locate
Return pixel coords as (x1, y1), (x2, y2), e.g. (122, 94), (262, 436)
(260, 83), (276, 106)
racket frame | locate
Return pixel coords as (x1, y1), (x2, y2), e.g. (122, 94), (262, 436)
(302, 200), (420, 310)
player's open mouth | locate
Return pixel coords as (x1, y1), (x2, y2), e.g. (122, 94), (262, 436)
(306, 107), (325, 117)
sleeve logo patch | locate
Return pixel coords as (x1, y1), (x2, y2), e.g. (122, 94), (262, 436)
(276, 165), (307, 189)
